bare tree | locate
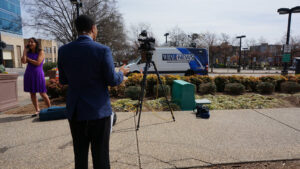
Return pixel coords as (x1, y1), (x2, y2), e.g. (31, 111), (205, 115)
(200, 31), (218, 72)
(168, 26), (189, 47)
(258, 36), (268, 44)
(22, 0), (125, 43)
(220, 33), (230, 43)
(129, 23), (154, 47)
(22, 0), (130, 62)
(125, 23), (155, 61)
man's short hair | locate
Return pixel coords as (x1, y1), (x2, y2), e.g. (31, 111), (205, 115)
(75, 15), (95, 34)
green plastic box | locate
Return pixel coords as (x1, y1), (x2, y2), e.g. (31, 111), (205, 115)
(172, 80), (195, 110)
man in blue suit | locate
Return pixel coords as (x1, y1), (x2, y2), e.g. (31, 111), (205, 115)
(58, 15), (129, 169)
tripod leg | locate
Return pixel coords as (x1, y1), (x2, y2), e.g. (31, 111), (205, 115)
(136, 62), (149, 130)
(151, 61), (175, 122)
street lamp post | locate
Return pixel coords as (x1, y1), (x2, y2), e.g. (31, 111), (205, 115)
(70, 0), (82, 18)
(277, 6), (300, 75)
(164, 33), (169, 44)
(243, 48), (248, 70)
(236, 35), (246, 73)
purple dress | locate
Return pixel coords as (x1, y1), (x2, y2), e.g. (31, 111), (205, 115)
(24, 52), (47, 93)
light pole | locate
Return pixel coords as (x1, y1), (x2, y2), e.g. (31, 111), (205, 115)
(70, 0), (82, 18)
(236, 35), (246, 73)
(278, 6), (300, 75)
(164, 33), (169, 44)
(242, 47), (248, 69)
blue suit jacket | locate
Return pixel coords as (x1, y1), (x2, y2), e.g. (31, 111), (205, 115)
(58, 35), (123, 121)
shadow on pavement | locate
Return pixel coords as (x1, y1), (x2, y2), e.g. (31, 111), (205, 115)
(31, 117), (67, 123)
(0, 115), (32, 123)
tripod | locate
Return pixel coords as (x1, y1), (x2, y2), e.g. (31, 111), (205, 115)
(135, 59), (176, 130)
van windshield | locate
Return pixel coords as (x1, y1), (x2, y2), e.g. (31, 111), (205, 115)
(129, 56), (141, 64)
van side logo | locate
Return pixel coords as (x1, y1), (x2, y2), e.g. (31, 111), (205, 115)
(162, 54), (194, 63)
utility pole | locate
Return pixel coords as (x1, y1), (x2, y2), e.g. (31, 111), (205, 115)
(236, 35), (246, 73)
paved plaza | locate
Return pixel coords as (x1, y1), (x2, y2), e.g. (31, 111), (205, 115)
(1, 68), (299, 168)
(0, 108), (299, 169)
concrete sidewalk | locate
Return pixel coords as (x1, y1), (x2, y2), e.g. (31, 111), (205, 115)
(0, 108), (299, 169)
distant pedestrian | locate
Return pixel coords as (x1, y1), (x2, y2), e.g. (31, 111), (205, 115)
(22, 37), (51, 117)
(58, 15), (129, 169)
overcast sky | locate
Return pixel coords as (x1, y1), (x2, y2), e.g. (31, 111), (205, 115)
(22, 0), (300, 46)
(116, 0), (300, 45)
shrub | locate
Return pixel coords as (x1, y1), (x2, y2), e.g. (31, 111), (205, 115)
(146, 97), (181, 111)
(146, 74), (166, 96)
(242, 76), (260, 92)
(189, 75), (203, 87)
(111, 99), (138, 112)
(280, 82), (300, 94)
(259, 75), (277, 84)
(109, 82), (126, 97)
(180, 76), (191, 83)
(164, 74), (181, 86)
(224, 83), (245, 95)
(153, 85), (170, 97)
(197, 75), (213, 83)
(188, 75), (203, 92)
(46, 79), (68, 99)
(125, 73), (143, 87)
(199, 83), (216, 95)
(214, 76), (229, 92)
(227, 75), (244, 84)
(256, 82), (275, 94)
(274, 75), (288, 91)
(43, 62), (57, 73)
(259, 75), (287, 91)
(285, 75), (297, 83)
(124, 86), (142, 100)
(295, 75), (300, 84)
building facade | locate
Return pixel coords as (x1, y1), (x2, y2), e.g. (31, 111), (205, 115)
(0, 0), (22, 35)
(250, 43), (282, 66)
(1, 0), (58, 68)
(0, 0), (24, 68)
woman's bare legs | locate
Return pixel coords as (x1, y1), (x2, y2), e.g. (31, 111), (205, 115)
(40, 92), (51, 108)
(30, 93), (39, 114)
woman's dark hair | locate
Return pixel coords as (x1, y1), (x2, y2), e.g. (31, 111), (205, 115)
(75, 15), (95, 34)
(28, 37), (41, 54)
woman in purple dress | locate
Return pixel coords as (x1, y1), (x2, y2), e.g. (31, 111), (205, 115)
(22, 37), (51, 116)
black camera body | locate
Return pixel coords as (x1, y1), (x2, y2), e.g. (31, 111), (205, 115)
(138, 30), (155, 63)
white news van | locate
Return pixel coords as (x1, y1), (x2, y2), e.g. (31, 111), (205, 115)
(125, 47), (209, 75)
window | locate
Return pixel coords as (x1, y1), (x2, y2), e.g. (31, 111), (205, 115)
(44, 47), (47, 53)
(53, 47), (56, 53)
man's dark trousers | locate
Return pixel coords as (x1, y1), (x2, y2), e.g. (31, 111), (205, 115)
(69, 114), (111, 169)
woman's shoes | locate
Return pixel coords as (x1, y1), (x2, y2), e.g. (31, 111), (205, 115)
(31, 111), (40, 117)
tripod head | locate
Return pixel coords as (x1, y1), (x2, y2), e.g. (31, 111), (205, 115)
(138, 30), (155, 64)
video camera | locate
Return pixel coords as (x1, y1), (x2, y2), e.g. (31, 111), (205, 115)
(138, 30), (155, 63)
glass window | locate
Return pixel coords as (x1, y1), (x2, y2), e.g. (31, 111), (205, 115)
(0, 0), (22, 35)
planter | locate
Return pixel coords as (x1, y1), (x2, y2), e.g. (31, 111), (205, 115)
(0, 73), (18, 112)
